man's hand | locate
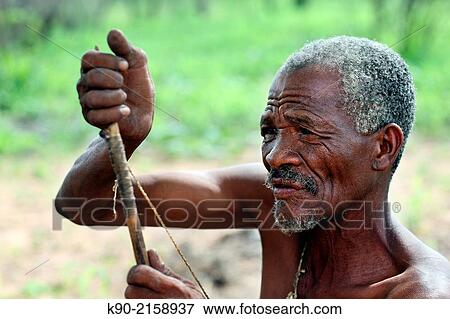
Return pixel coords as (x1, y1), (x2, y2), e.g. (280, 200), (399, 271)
(77, 29), (155, 142)
(125, 249), (205, 299)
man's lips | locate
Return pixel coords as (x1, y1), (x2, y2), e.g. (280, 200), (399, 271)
(269, 178), (303, 199)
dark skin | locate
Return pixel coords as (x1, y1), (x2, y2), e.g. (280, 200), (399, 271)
(56, 30), (450, 298)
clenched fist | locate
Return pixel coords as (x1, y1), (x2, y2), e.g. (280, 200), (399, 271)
(77, 29), (155, 142)
(125, 249), (205, 299)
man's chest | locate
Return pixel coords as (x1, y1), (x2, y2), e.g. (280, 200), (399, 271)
(258, 231), (399, 298)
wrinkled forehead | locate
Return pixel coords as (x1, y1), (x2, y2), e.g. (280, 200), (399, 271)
(269, 65), (342, 103)
(264, 66), (347, 125)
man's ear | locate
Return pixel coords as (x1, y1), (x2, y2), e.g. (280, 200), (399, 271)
(371, 123), (404, 171)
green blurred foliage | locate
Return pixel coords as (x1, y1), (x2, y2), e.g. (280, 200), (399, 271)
(0, 0), (449, 158)
(21, 263), (111, 297)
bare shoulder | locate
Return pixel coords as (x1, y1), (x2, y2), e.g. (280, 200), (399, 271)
(387, 255), (450, 298)
(384, 218), (450, 298)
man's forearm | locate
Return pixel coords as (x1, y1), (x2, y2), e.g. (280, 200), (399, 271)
(55, 135), (141, 224)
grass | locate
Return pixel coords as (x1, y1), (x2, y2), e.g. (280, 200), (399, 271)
(0, 0), (449, 159)
(21, 263), (112, 298)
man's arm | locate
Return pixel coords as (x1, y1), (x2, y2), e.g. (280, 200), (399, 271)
(55, 29), (273, 229)
(56, 152), (273, 228)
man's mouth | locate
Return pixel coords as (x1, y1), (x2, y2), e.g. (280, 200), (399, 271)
(265, 166), (319, 197)
(269, 178), (303, 199)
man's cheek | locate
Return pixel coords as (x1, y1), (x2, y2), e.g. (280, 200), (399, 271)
(313, 159), (337, 202)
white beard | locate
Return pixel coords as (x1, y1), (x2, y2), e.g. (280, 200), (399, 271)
(272, 200), (325, 234)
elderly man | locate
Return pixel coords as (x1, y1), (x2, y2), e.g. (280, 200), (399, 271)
(56, 30), (450, 298)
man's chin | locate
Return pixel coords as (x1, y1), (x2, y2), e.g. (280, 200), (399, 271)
(272, 200), (325, 234)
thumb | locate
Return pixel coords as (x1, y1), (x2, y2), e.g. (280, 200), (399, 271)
(147, 249), (184, 280)
(107, 29), (147, 68)
(147, 248), (166, 272)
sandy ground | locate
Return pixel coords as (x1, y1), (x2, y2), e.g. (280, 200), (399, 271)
(0, 135), (449, 298)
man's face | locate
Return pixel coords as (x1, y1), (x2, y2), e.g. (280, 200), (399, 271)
(261, 65), (375, 233)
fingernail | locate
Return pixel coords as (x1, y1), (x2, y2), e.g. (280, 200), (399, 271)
(119, 105), (130, 115)
(119, 60), (129, 71)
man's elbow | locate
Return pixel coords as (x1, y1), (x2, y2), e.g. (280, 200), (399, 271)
(53, 192), (85, 225)
(54, 192), (124, 226)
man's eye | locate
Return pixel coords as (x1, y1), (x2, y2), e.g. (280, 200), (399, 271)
(298, 127), (313, 136)
(261, 127), (277, 142)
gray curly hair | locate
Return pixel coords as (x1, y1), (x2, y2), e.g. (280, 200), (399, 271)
(281, 36), (416, 172)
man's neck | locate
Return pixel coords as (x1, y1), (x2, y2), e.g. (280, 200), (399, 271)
(304, 196), (402, 289)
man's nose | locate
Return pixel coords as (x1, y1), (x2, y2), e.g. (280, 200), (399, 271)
(265, 133), (302, 169)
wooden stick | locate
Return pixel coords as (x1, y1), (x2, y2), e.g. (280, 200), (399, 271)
(103, 123), (149, 265)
